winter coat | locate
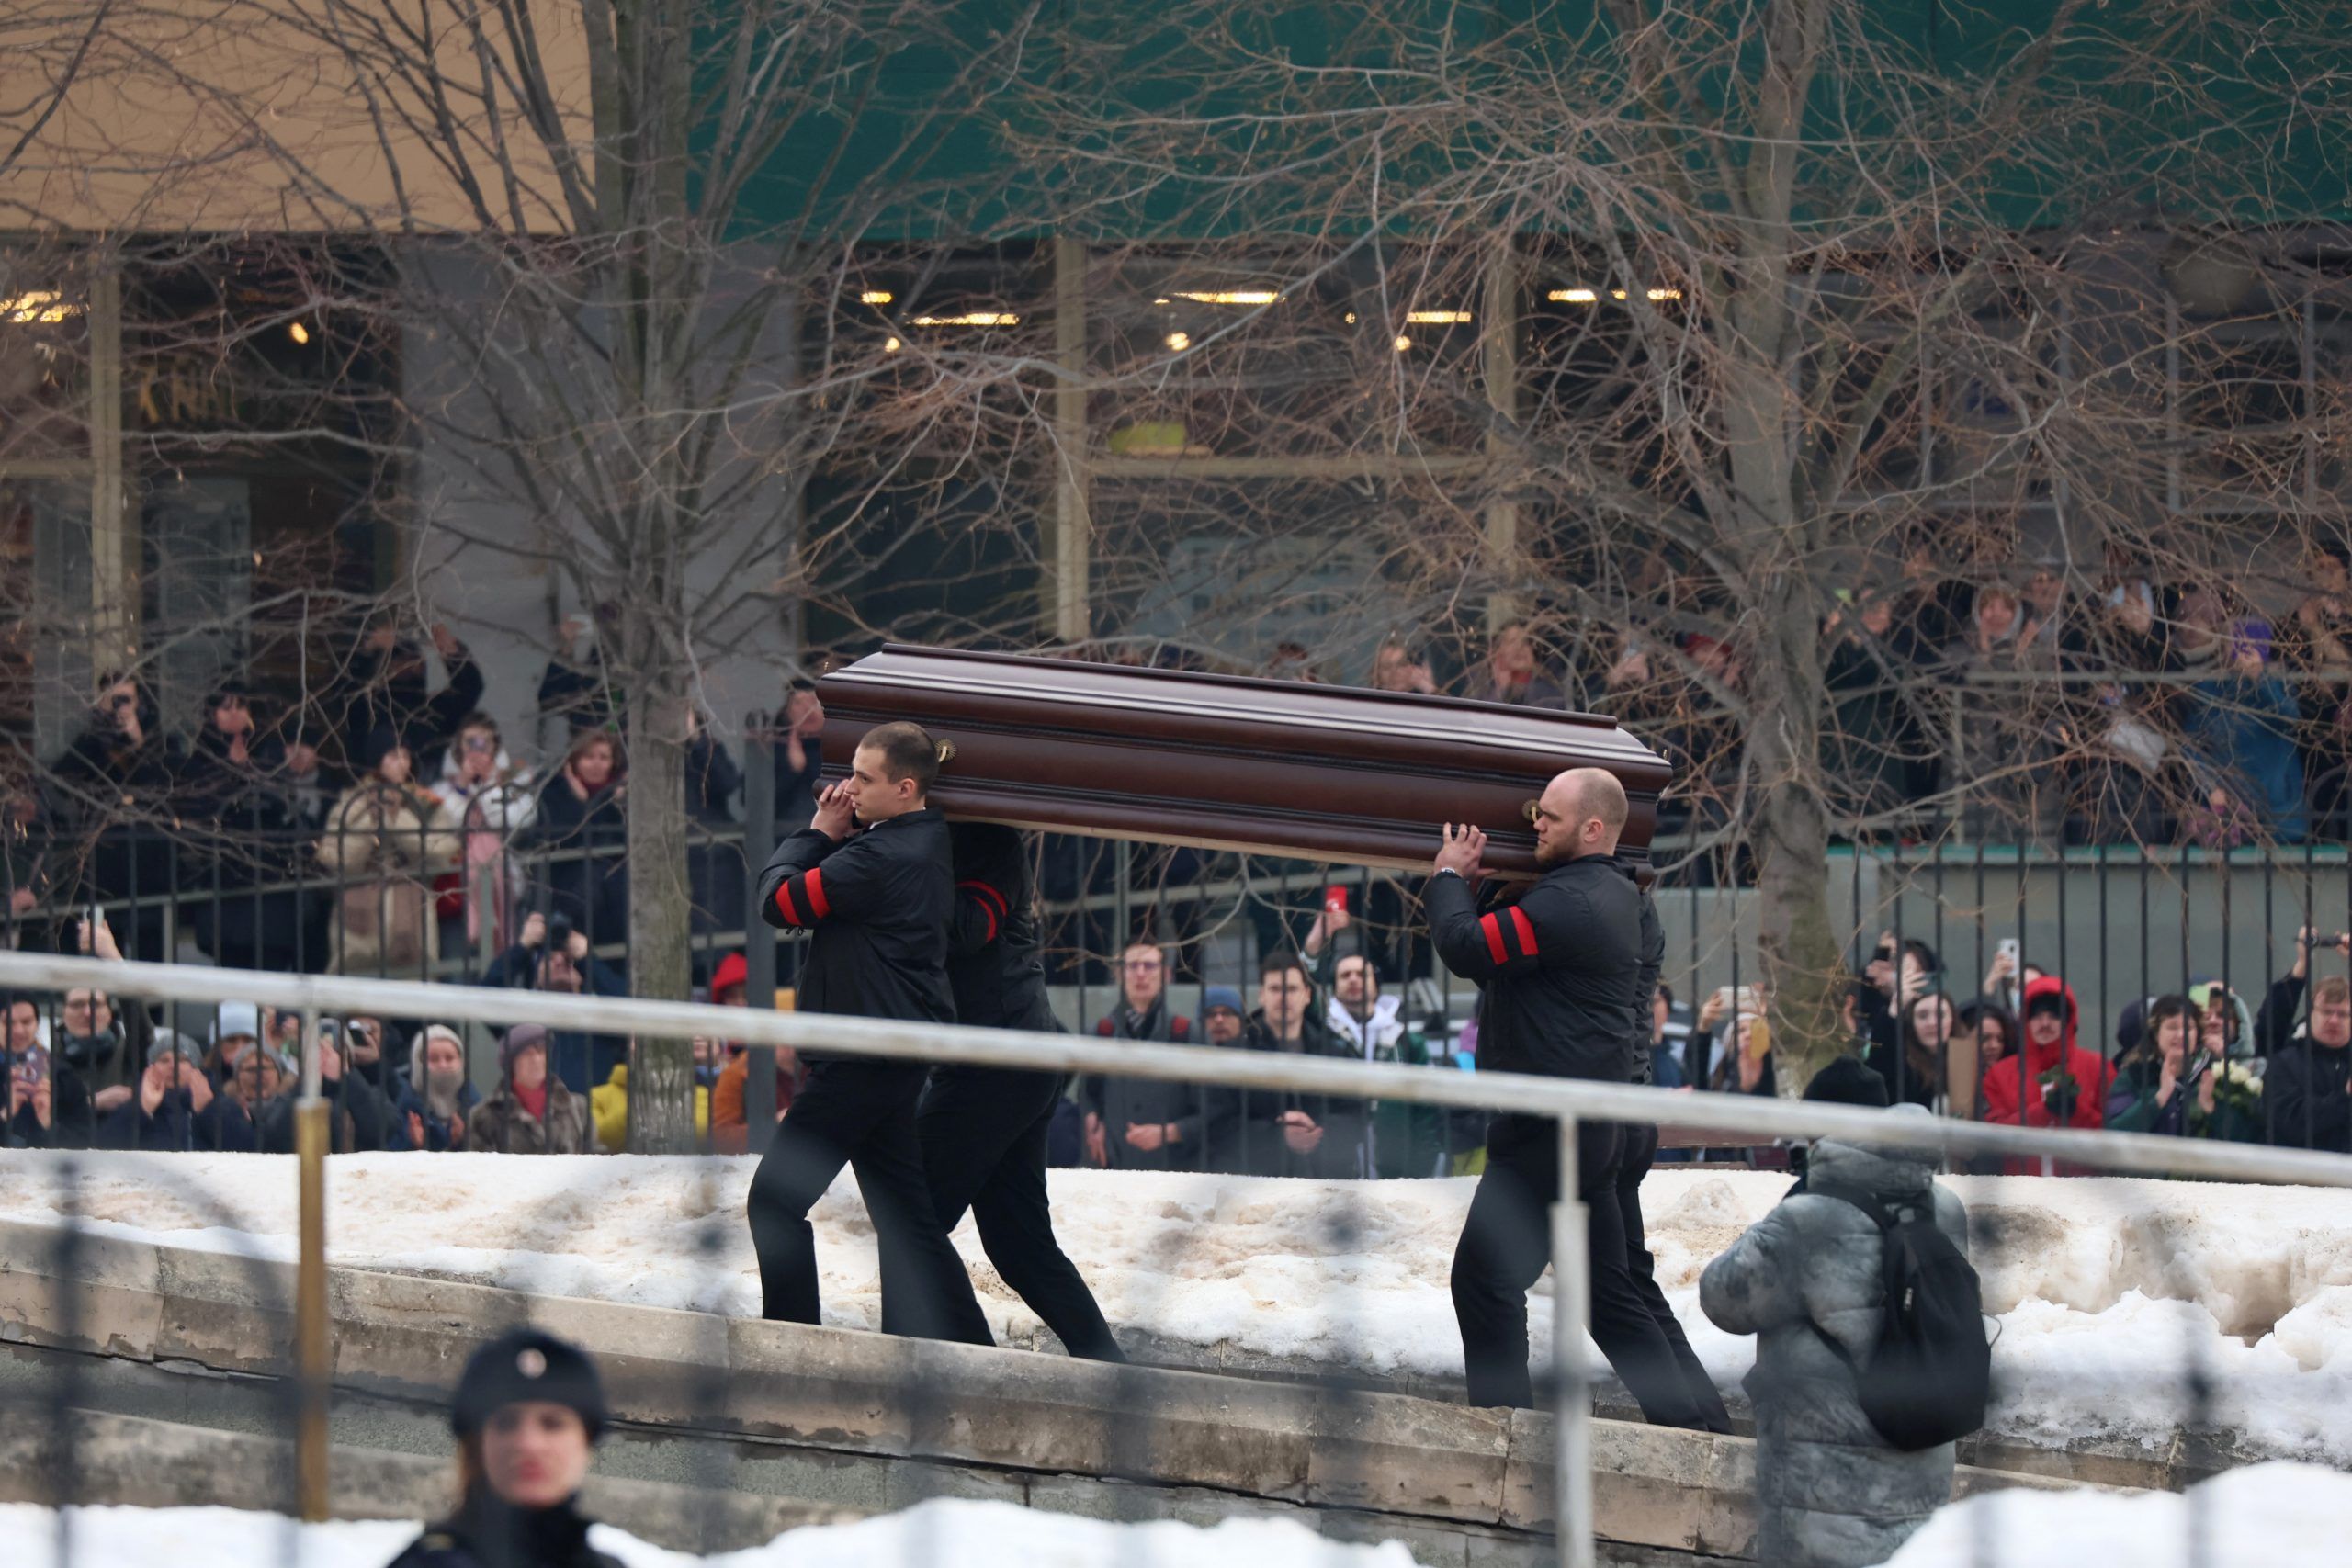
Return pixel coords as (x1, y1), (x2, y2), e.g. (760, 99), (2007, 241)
(1230, 1010), (1371, 1179)
(528, 772), (628, 944)
(685, 732), (741, 825)
(433, 765), (537, 953)
(2265, 1030), (2352, 1154)
(1699, 1127), (1970, 1568)
(337, 635), (484, 780)
(317, 780), (453, 976)
(2104, 1056), (2264, 1145)
(946, 823), (1058, 1034)
(1979, 976), (2110, 1168)
(1081, 997), (1231, 1172)
(589, 1063), (708, 1153)
(2184, 670), (2308, 840)
(467, 1078), (592, 1155)
(388, 1495), (622, 1568)
(1427, 853), (1646, 1083)
(390, 1079), (481, 1151)
(711, 1048), (800, 1153)
(757, 809), (957, 1035)
(98, 1088), (257, 1152)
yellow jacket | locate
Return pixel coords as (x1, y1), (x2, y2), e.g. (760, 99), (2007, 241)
(590, 1063), (710, 1153)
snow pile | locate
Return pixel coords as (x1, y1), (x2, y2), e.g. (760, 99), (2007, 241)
(6, 1152), (2352, 1463)
(1886, 1461), (2352, 1567)
(0, 1496), (1415, 1568)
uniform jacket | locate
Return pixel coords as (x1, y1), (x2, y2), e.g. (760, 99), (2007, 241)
(1427, 853), (1646, 1082)
(758, 808), (956, 1033)
(1699, 1128), (1971, 1568)
(945, 823), (1058, 1034)
(387, 1496), (621, 1568)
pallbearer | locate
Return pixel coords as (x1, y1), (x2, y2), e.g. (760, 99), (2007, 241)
(1426, 767), (1725, 1427)
(917, 822), (1125, 1360)
(748, 721), (992, 1345)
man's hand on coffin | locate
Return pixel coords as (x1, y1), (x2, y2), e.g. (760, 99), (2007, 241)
(1434, 822), (1487, 881)
(811, 781), (856, 841)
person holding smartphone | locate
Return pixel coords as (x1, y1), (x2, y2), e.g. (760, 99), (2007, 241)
(2105, 995), (2262, 1145)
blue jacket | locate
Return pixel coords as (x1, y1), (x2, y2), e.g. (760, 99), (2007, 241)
(2187, 672), (2307, 840)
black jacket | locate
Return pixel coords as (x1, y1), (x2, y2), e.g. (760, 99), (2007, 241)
(1081, 995), (1229, 1171)
(1428, 853), (1646, 1082)
(1229, 1010), (1369, 1179)
(388, 1496), (621, 1568)
(758, 808), (956, 1032)
(945, 823), (1056, 1034)
(2267, 1035), (2352, 1153)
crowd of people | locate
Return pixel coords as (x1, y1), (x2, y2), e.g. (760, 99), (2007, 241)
(1, 608), (760, 977)
(1660, 921), (2352, 1156)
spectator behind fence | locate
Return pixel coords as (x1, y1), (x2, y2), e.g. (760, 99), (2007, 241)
(337, 615), (485, 780)
(1940, 586), (2064, 847)
(386, 1328), (622, 1568)
(1327, 953), (1445, 1178)
(224, 1036), (298, 1153)
(1865, 990), (1957, 1113)
(1235, 951), (1369, 1179)
(1948, 1002), (2012, 1122)
(538, 605), (620, 735)
(2183, 619), (2307, 843)
(1702, 985), (1776, 1098)
(531, 730), (629, 954)
(469, 1023), (592, 1155)
(1372, 637), (1441, 694)
(46, 674), (179, 925)
(1700, 1089), (1974, 1568)
(59, 913), (148, 1089)
(709, 953), (804, 1155)
(102, 1032), (255, 1152)
(206, 1000), (263, 1085)
(318, 730), (453, 977)
(434, 713), (537, 959)
(1464, 623), (1566, 708)
(2105, 995), (2262, 1143)
(395, 1024), (481, 1152)
(771, 679), (826, 835)
(1980, 976), (2109, 1170)
(2258, 927), (2352, 1153)
(1081, 942), (1227, 1173)
(1822, 591), (1931, 821)
(481, 910), (628, 1093)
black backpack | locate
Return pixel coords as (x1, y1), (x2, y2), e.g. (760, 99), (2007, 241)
(1808, 1181), (1992, 1451)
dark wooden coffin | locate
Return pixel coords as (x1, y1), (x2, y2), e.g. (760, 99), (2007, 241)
(813, 646), (1671, 876)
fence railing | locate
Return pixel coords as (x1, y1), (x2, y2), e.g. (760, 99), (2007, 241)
(8, 952), (2352, 1568)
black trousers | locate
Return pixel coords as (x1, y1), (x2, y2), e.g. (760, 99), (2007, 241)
(1452, 1112), (1726, 1425)
(747, 1058), (993, 1346)
(919, 1066), (1125, 1362)
(1616, 1121), (1734, 1433)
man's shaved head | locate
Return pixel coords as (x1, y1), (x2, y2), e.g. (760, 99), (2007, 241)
(1533, 767), (1629, 864)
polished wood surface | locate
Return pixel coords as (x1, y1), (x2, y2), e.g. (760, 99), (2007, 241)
(815, 645), (1672, 874)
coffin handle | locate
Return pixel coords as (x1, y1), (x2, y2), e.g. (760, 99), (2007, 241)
(935, 737), (958, 764)
(1521, 797), (1540, 823)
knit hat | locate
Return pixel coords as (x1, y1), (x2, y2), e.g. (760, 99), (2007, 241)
(212, 1001), (261, 1045)
(410, 1024), (465, 1093)
(710, 952), (749, 1001)
(147, 1031), (204, 1069)
(2113, 996), (2152, 1058)
(229, 1038), (296, 1077)
(449, 1328), (607, 1441)
(2024, 989), (2068, 1021)
(1803, 1055), (1890, 1110)
(501, 1022), (550, 1077)
(1202, 986), (1245, 1018)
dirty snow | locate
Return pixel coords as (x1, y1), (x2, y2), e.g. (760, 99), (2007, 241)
(1886, 1461), (2352, 1567)
(6, 1152), (2352, 1464)
(0, 1495), (1415, 1568)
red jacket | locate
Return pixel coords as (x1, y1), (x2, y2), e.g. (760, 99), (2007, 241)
(1981, 976), (2110, 1168)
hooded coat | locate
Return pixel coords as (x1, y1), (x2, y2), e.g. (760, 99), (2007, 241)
(1699, 1122), (1971, 1568)
(1979, 975), (2110, 1156)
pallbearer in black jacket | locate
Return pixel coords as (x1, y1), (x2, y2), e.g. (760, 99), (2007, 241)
(917, 822), (1125, 1360)
(1425, 768), (1727, 1427)
(748, 721), (992, 1347)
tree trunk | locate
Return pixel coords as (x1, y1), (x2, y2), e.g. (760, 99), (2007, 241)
(1748, 599), (1848, 1099)
(625, 668), (697, 1153)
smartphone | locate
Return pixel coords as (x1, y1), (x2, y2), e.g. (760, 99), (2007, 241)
(1997, 937), (2021, 970)
(10, 1045), (47, 1090)
(1323, 886), (1350, 916)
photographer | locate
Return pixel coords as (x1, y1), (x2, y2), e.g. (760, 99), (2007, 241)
(481, 909), (627, 1093)
(2259, 926), (2352, 1153)
(2105, 995), (2262, 1144)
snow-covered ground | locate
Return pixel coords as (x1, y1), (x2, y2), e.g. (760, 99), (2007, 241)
(5, 1151), (2351, 1465)
(1887, 1460), (2352, 1567)
(0, 1496), (1415, 1568)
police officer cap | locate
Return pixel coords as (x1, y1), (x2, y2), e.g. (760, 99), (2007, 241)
(450, 1328), (608, 1440)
